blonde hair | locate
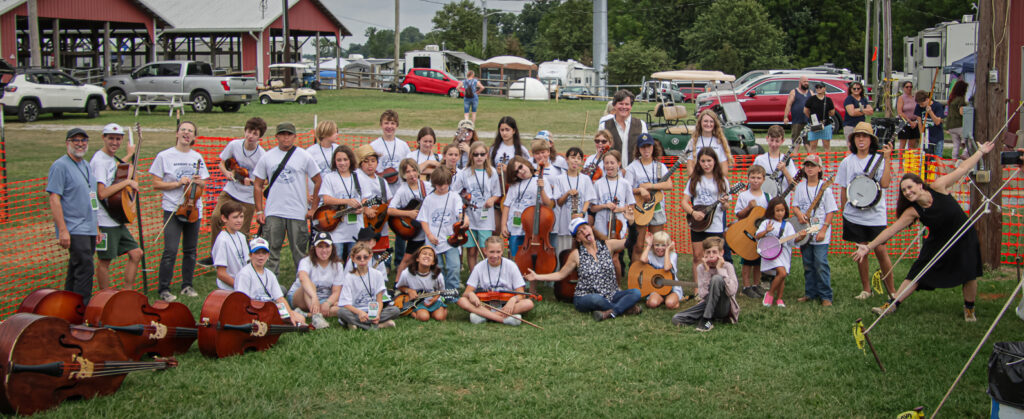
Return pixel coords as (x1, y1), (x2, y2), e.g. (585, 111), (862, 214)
(652, 231), (670, 245)
(315, 120), (338, 142)
(694, 110), (731, 161)
(530, 138), (549, 154)
(469, 142), (494, 176)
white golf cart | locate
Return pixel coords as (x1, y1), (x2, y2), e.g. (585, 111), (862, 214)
(259, 63), (318, 105)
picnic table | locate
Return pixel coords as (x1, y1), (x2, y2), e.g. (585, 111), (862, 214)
(130, 92), (192, 117)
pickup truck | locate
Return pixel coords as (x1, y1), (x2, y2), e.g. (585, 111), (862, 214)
(103, 60), (258, 113)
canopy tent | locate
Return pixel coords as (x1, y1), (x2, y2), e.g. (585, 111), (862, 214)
(508, 77), (548, 100)
(945, 52), (976, 75)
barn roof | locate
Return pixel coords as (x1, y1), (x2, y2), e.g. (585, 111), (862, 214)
(137, 0), (350, 35)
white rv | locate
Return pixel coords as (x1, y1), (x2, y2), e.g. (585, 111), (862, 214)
(903, 16), (978, 100)
(404, 45), (484, 79)
(537, 59), (597, 97)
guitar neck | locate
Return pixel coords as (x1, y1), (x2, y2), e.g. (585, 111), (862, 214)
(804, 178), (834, 215)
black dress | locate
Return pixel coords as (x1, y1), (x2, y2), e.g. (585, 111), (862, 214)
(905, 187), (983, 290)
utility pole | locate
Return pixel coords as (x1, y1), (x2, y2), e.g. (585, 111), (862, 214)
(394, 0), (400, 91)
(592, 0), (607, 98)
(282, 0), (291, 87)
(27, 0), (40, 67)
(882, 0), (892, 117)
(873, 0), (880, 92)
(481, 0), (488, 56)
(863, 0), (869, 89)
(972, 0), (1009, 268)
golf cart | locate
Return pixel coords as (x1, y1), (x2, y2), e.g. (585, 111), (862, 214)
(259, 64), (318, 105)
(642, 70), (761, 158)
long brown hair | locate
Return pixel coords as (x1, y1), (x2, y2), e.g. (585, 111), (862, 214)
(505, 155), (534, 184)
(693, 110), (730, 160)
(406, 245), (441, 279)
(895, 173), (926, 218)
(688, 148), (727, 198)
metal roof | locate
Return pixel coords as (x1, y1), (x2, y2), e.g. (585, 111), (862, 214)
(137, 0), (350, 35)
(446, 51), (484, 65)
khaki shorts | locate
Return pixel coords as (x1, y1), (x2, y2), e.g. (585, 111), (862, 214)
(97, 225), (139, 260)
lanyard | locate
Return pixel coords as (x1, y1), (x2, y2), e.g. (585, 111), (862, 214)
(338, 173), (355, 198)
(567, 173), (579, 192)
(242, 142), (260, 159)
(251, 265), (273, 300)
(639, 160), (658, 184)
(698, 136), (714, 152)
(767, 154), (779, 175)
(380, 139), (396, 164)
(228, 232), (247, 266)
(67, 155), (90, 185)
(603, 177), (620, 205)
(433, 191), (453, 236)
(514, 177), (534, 203)
(317, 145), (330, 171)
(804, 180), (821, 216)
(486, 261), (502, 291)
(356, 270), (375, 299)
(473, 168), (489, 197)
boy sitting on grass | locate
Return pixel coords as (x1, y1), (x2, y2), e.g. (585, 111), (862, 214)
(234, 237), (306, 326)
(671, 237), (739, 332)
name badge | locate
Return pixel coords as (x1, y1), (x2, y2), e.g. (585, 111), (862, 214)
(347, 213), (358, 224)
(89, 191), (99, 211)
(276, 302), (290, 319)
(367, 301), (379, 320)
(479, 207), (488, 221)
(512, 211), (522, 227)
(96, 232), (108, 252)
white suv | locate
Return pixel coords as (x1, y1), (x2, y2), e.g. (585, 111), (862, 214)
(1, 69), (105, 122)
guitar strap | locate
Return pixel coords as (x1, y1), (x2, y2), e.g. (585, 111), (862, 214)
(264, 146), (296, 198)
(778, 220), (787, 238)
(378, 176), (388, 201)
(862, 153), (877, 175)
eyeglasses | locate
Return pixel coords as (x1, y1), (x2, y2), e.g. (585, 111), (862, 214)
(353, 254), (370, 261)
(472, 152), (487, 157)
(595, 140), (609, 144)
(67, 138), (89, 144)
(851, 87), (862, 91)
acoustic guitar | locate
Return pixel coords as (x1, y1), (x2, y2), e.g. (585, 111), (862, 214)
(626, 262), (696, 297)
(312, 197), (383, 232)
(393, 289), (460, 316)
(687, 183), (746, 233)
(103, 122), (142, 225)
(388, 181), (428, 240)
(632, 156), (686, 226)
(724, 172), (803, 260)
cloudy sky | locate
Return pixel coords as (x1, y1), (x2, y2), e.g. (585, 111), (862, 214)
(320, 0), (528, 49)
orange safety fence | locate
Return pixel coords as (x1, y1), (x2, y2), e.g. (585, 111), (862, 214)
(0, 131), (1021, 319)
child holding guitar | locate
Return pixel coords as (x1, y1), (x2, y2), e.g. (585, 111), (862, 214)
(639, 231), (681, 309)
(451, 142), (500, 269)
(681, 148), (731, 285)
(790, 154), (838, 306)
(591, 151), (634, 278)
(389, 158), (433, 276)
(318, 146), (370, 260)
(733, 165), (769, 299)
(627, 133), (674, 261)
(752, 125), (798, 198)
(396, 245), (448, 322)
(754, 197), (807, 307)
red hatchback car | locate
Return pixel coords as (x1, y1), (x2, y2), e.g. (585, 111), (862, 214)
(699, 76), (849, 126)
(401, 68), (465, 98)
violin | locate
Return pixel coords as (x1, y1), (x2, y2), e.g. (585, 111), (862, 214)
(83, 289), (198, 360)
(103, 122), (142, 224)
(0, 313), (176, 415)
(475, 290), (543, 303)
(174, 160), (204, 223)
(495, 155), (510, 209)
(515, 163), (557, 292)
(16, 288), (85, 324)
(223, 157), (250, 183)
(607, 197), (623, 240)
(582, 147), (606, 182)
(197, 290), (311, 358)
(447, 192), (478, 247)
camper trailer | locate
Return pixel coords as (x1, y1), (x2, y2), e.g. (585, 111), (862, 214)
(537, 59), (597, 98)
(903, 16), (978, 100)
(404, 45), (483, 79)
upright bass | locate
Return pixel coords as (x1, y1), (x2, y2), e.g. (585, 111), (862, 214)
(515, 164), (556, 291)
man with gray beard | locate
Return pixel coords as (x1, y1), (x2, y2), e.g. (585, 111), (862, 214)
(47, 128), (100, 302)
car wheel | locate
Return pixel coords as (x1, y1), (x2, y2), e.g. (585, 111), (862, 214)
(220, 104), (241, 112)
(310, 81), (321, 90)
(297, 96), (308, 105)
(730, 146), (745, 157)
(448, 88), (459, 98)
(403, 84), (415, 93)
(190, 91), (212, 113)
(17, 100), (39, 122)
(85, 97), (100, 118)
(107, 90), (127, 111)
(260, 95), (271, 105)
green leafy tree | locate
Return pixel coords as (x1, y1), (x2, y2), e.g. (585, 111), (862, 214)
(428, 0), (483, 51)
(606, 39), (673, 85)
(533, 0), (592, 63)
(683, 0), (789, 75)
(516, 0), (561, 58)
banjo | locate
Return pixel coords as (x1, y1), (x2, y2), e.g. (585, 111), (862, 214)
(762, 127), (807, 197)
(757, 223), (822, 260)
(847, 120), (905, 209)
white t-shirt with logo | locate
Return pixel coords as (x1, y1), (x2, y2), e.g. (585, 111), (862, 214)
(626, 160), (669, 219)
(685, 136), (728, 163)
(406, 149), (440, 166)
(219, 139), (266, 204)
(234, 264), (284, 302)
(211, 230), (250, 290)
(490, 143), (532, 167)
(503, 176), (555, 237)
(252, 146), (319, 220)
(90, 150), (121, 228)
(396, 268), (445, 292)
(288, 257), (344, 301)
(148, 147), (211, 214)
(370, 137), (411, 195)
(593, 175), (635, 238)
(836, 153), (887, 226)
(391, 180), (433, 241)
(452, 167), (501, 231)
(416, 191), (464, 254)
(306, 143), (337, 179)
(753, 152), (798, 185)
(685, 175), (730, 234)
(466, 258), (526, 291)
(553, 173), (596, 235)
(339, 268), (387, 312)
(319, 172), (371, 244)
(734, 189), (769, 216)
(790, 179), (838, 245)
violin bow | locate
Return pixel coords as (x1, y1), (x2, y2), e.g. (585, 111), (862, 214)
(149, 161), (199, 247)
(483, 304), (543, 330)
(132, 123), (150, 294)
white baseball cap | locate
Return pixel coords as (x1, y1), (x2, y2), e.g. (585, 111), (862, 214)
(249, 237), (270, 253)
(102, 123), (125, 136)
(534, 130), (552, 142)
(569, 217), (589, 235)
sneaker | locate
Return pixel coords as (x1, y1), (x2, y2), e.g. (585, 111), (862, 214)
(742, 286), (759, 299)
(180, 286), (199, 297)
(821, 300), (833, 307)
(592, 309), (613, 322)
(776, 299), (786, 308)
(159, 290), (177, 302)
(695, 318), (714, 332)
(293, 308), (309, 318)
(854, 290), (872, 300)
(197, 257), (214, 267)
(311, 313), (330, 330)
(469, 313), (487, 324)
(502, 314), (522, 326)
(872, 301), (895, 316)
(753, 286), (766, 297)
(762, 291), (774, 307)
(624, 305), (643, 316)
(964, 307), (977, 322)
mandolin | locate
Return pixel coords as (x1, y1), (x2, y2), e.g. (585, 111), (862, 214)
(197, 290), (312, 358)
(83, 289), (198, 360)
(633, 156), (686, 226)
(313, 197), (383, 232)
(393, 289), (460, 316)
(103, 122), (142, 224)
(388, 181), (427, 240)
(627, 262), (696, 297)
(688, 183), (746, 233)
(362, 196), (391, 236)
(16, 288), (86, 324)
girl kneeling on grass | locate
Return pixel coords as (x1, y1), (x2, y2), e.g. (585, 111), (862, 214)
(396, 246), (448, 322)
(754, 197), (807, 307)
(286, 231), (343, 330)
(338, 243), (399, 330)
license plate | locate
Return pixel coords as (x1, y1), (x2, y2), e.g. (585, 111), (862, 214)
(241, 95), (249, 100)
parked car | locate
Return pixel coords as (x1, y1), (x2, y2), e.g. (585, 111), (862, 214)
(558, 85), (592, 100)
(697, 75), (850, 126)
(0, 69), (105, 122)
(400, 68), (464, 98)
(103, 60), (258, 113)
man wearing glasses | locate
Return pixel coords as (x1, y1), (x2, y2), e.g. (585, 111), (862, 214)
(47, 128), (100, 303)
(803, 82), (837, 153)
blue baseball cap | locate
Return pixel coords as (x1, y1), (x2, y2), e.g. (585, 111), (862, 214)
(534, 130), (552, 142)
(249, 237), (270, 253)
(637, 133), (655, 147)
(569, 217), (589, 235)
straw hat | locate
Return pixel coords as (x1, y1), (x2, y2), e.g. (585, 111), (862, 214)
(355, 144), (378, 163)
(847, 121), (878, 143)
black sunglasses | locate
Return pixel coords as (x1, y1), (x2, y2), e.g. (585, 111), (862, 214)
(472, 152), (487, 157)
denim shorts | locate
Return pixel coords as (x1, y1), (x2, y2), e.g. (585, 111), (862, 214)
(463, 97), (479, 113)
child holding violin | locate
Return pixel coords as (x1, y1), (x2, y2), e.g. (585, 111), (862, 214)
(451, 142), (500, 268)
(209, 117), (266, 248)
(369, 110), (409, 196)
(416, 168), (466, 290)
(681, 148), (730, 286)
(500, 156), (555, 258)
(149, 121), (210, 302)
(406, 127), (441, 176)
(338, 243), (399, 330)
(211, 201), (249, 291)
(457, 236), (534, 326)
(591, 150), (634, 278)
(286, 232), (342, 330)
(396, 245), (448, 322)
(234, 237), (306, 326)
(553, 147), (595, 258)
(754, 197), (807, 308)
(390, 158), (433, 276)
(582, 130), (614, 177)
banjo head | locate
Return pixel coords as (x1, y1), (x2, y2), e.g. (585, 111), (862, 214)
(847, 176), (880, 208)
(761, 178), (781, 197)
(757, 236), (782, 259)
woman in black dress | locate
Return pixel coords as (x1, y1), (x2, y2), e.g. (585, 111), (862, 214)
(851, 140), (995, 321)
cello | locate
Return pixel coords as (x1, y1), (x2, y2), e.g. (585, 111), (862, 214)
(515, 163), (557, 292)
(16, 288), (85, 324)
(102, 122), (141, 224)
(197, 290), (312, 358)
(0, 313), (176, 415)
(83, 289), (198, 360)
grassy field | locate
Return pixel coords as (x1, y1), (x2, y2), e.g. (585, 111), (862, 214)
(5, 89), (1022, 417)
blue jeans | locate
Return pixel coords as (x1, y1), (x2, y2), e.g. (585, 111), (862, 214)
(393, 236), (406, 270)
(334, 242), (354, 260)
(436, 247), (462, 290)
(801, 243), (832, 301)
(573, 289), (642, 316)
(463, 96), (478, 113)
(508, 235), (524, 257)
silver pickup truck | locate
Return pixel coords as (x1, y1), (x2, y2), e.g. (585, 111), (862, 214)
(103, 60), (258, 113)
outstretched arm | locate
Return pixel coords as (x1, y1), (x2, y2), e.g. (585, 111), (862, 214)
(851, 209), (917, 262)
(931, 140), (996, 193)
